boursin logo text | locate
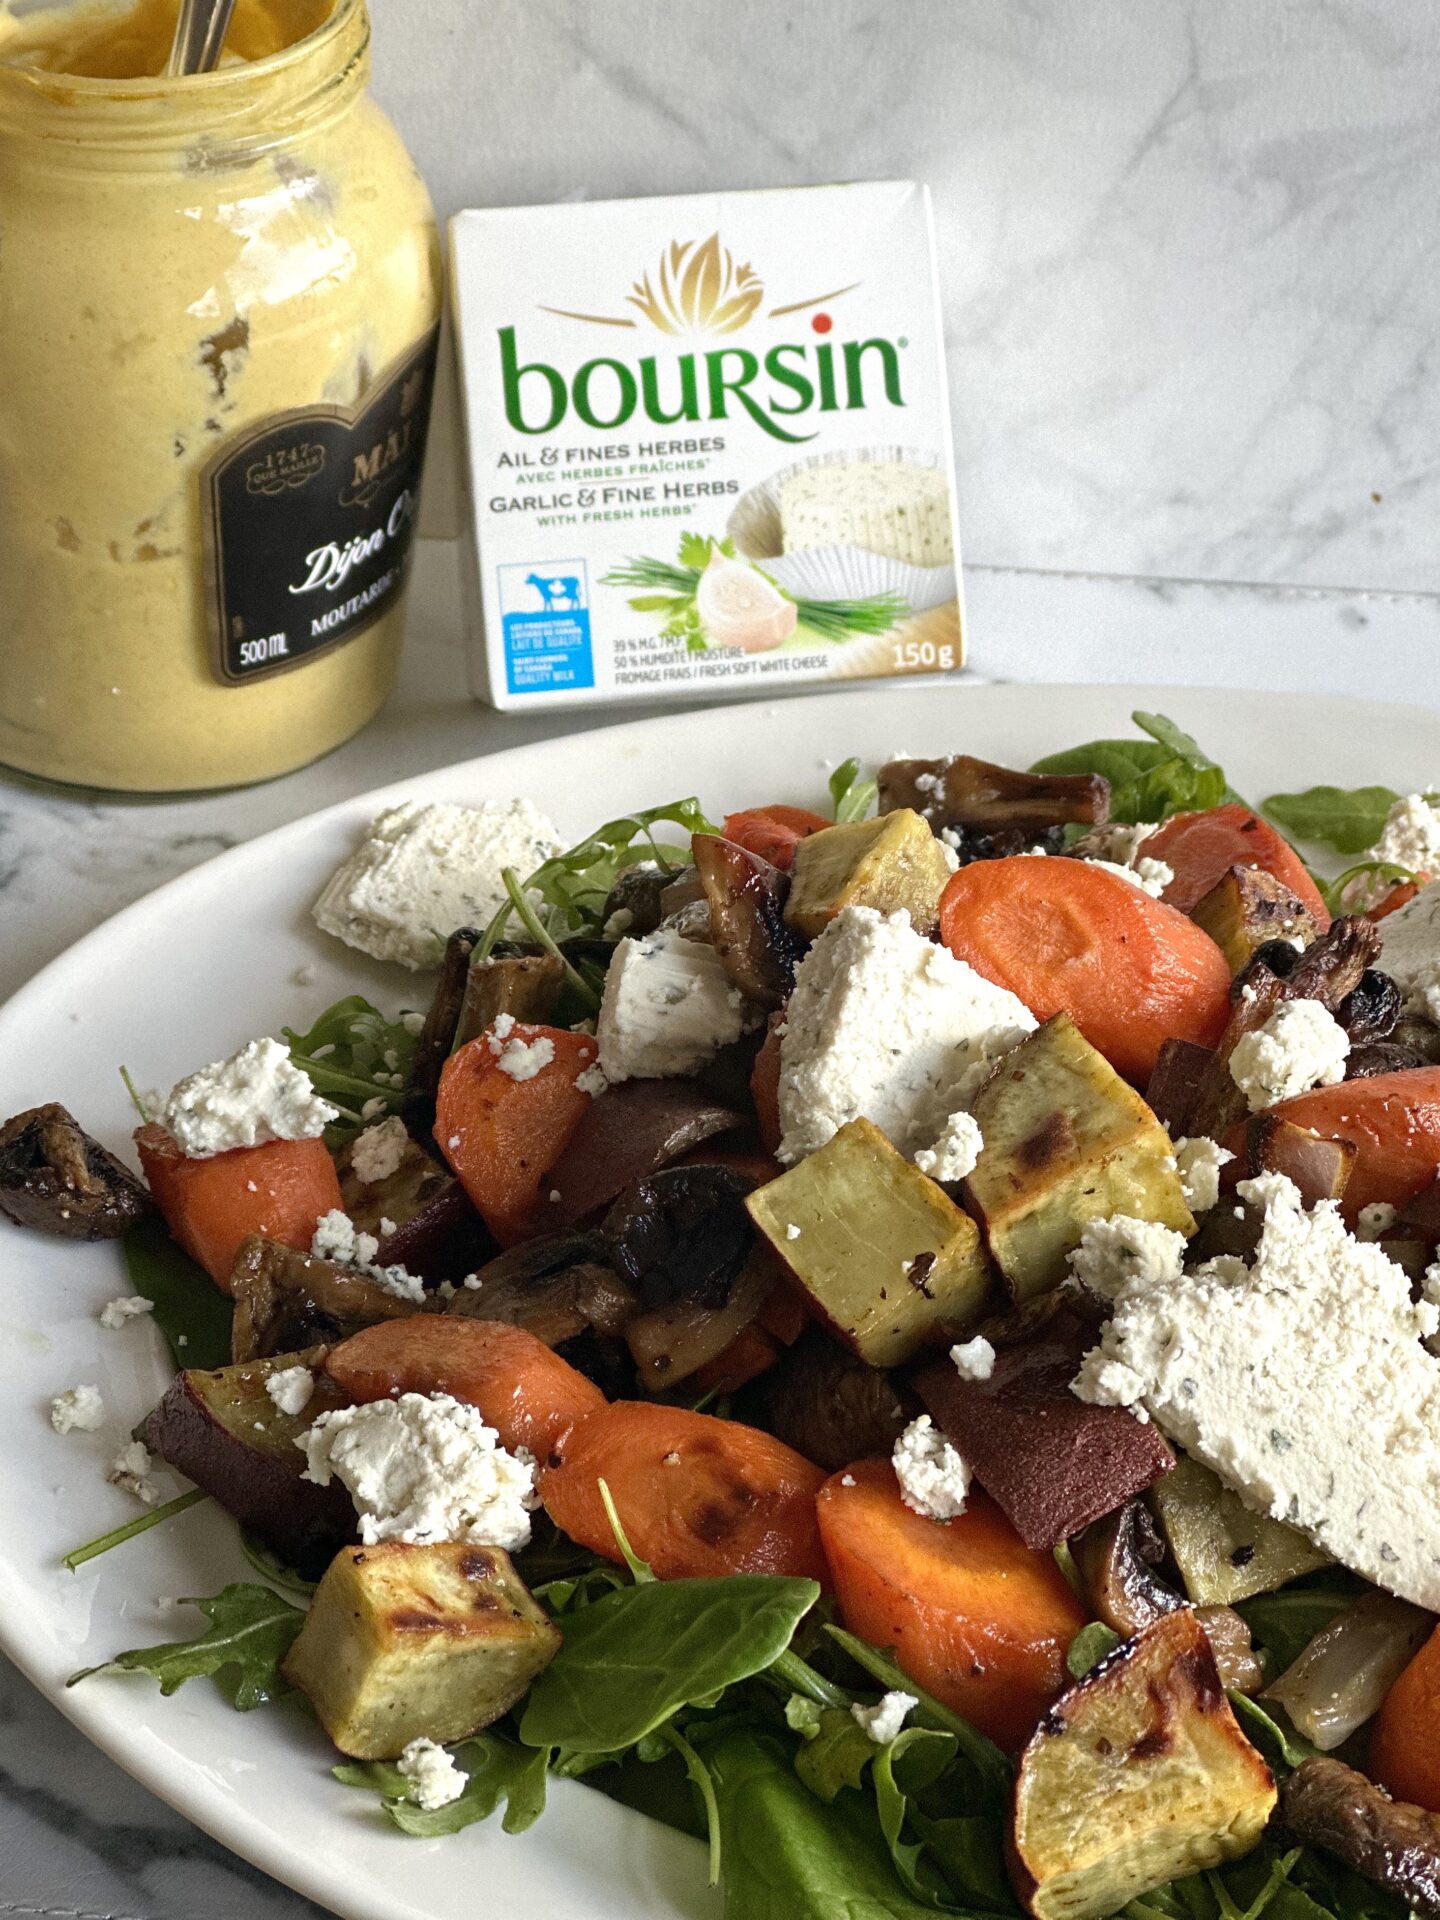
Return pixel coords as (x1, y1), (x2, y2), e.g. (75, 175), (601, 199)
(499, 233), (905, 445)
(245, 441), (325, 496)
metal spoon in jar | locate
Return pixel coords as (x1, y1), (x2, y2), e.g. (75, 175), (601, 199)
(165, 0), (239, 76)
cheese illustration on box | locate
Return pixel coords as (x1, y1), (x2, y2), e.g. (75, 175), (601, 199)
(449, 183), (964, 709)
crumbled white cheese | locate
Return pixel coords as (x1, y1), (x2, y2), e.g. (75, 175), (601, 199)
(1366, 793), (1440, 876)
(950, 1335), (996, 1382)
(265, 1365), (315, 1417)
(776, 908), (1035, 1165)
(1083, 855), (1175, 898)
(785, 1222), (803, 1240)
(892, 1415), (971, 1521)
(300, 1393), (537, 1548)
(1357, 1202), (1399, 1241)
(1376, 879), (1440, 1023)
(575, 1061), (609, 1098)
(596, 928), (757, 1082)
(397, 1737), (467, 1810)
(50, 1385), (105, 1434)
(913, 1109), (984, 1184)
(1081, 823), (1158, 867)
(602, 906), (634, 940)
(1073, 1173), (1440, 1608)
(1173, 1137), (1232, 1215)
(350, 1115), (409, 1185)
(1228, 999), (1350, 1112)
(291, 962), (318, 988)
(488, 1012), (556, 1082)
(313, 799), (564, 971)
(851, 1690), (918, 1744)
(1068, 1214), (1188, 1301)
(160, 1036), (337, 1158)
(108, 1439), (160, 1504)
(311, 1209), (425, 1304)
(99, 1294), (154, 1330)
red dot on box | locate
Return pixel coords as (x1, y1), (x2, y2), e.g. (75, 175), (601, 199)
(811, 313), (832, 334)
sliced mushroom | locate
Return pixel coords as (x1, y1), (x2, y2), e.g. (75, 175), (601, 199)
(542, 1081), (744, 1229)
(603, 1163), (756, 1310)
(1347, 1041), (1428, 1079)
(229, 1235), (423, 1362)
(453, 951), (566, 1051)
(691, 831), (803, 1007)
(600, 864), (672, 939)
(756, 1325), (909, 1471)
(1281, 1757), (1440, 1918)
(879, 754), (1109, 836)
(447, 1232), (639, 1346)
(0, 1103), (150, 1240)
(625, 1250), (775, 1391)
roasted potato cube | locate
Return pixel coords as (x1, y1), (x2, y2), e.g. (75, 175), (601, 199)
(282, 1542), (561, 1758)
(142, 1349), (355, 1575)
(746, 1116), (991, 1366)
(967, 1014), (1195, 1302)
(784, 809), (952, 939)
(1010, 1610), (1277, 1920)
(1189, 865), (1320, 974)
(1149, 1451), (1330, 1606)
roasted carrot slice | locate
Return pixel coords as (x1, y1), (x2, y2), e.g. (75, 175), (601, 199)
(1262, 1067), (1440, 1220)
(540, 1401), (828, 1582)
(1144, 804), (1331, 927)
(135, 1123), (341, 1293)
(722, 805), (830, 871)
(689, 1322), (782, 1399)
(435, 1023), (598, 1245)
(749, 1012), (784, 1157)
(1371, 880), (1421, 922)
(1371, 1624), (1440, 1813)
(324, 1316), (605, 1459)
(938, 856), (1232, 1083)
(817, 1458), (1085, 1752)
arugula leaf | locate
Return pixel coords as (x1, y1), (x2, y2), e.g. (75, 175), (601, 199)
(786, 1696), (876, 1801)
(518, 1573), (819, 1754)
(703, 1727), (945, 1920)
(335, 1731), (551, 1837)
(830, 757), (879, 823)
(122, 1215), (233, 1370)
(826, 1627), (1012, 1811)
(68, 1583), (303, 1710)
(1261, 786), (1401, 856)
(282, 994), (421, 1137)
(1031, 712), (1237, 825)
(1237, 1578), (1363, 1674)
(872, 1725), (973, 1909)
(1066, 1621), (1121, 1680)
(62, 1487), (210, 1572)
(1226, 1692), (1319, 1774)
(1315, 859), (1415, 917)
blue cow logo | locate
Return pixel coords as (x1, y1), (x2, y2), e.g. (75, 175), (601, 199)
(527, 571), (583, 612)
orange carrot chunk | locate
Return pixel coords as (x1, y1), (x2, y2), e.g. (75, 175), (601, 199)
(435, 1023), (598, 1246)
(135, 1123), (342, 1293)
(1371, 880), (1422, 922)
(689, 1322), (782, 1399)
(1370, 1623), (1440, 1814)
(722, 805), (830, 871)
(938, 856), (1232, 1084)
(1144, 804), (1332, 927)
(817, 1458), (1085, 1753)
(540, 1401), (828, 1582)
(324, 1316), (605, 1459)
(1263, 1067), (1440, 1221)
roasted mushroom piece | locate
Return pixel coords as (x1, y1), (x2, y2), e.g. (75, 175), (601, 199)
(879, 753), (1109, 844)
(448, 1232), (639, 1348)
(691, 831), (803, 1007)
(230, 1235), (424, 1362)
(754, 1325), (909, 1471)
(0, 1103), (150, 1240)
(600, 863), (674, 939)
(1281, 1757), (1440, 1919)
(453, 951), (566, 1051)
(542, 1081), (744, 1229)
(402, 925), (481, 1121)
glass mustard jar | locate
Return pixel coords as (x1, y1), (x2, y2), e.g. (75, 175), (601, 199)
(0, 0), (441, 792)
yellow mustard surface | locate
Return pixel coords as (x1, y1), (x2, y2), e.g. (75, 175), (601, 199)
(0, 0), (441, 792)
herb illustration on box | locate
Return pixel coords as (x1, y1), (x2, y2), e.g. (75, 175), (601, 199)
(605, 533), (907, 655)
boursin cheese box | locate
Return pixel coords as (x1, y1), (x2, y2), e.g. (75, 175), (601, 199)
(449, 181), (964, 709)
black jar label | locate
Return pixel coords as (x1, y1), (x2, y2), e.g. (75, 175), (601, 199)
(200, 327), (440, 685)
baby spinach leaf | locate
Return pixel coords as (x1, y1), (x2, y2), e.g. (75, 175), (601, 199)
(703, 1728), (946, 1920)
(283, 993), (421, 1137)
(1226, 1692), (1319, 1774)
(905, 1810), (1019, 1916)
(786, 1697), (875, 1801)
(1032, 712), (1237, 825)
(1066, 1621), (1121, 1680)
(831, 757), (879, 823)
(122, 1214), (232, 1370)
(518, 1573), (819, 1754)
(1133, 713), (1240, 800)
(335, 1731), (551, 1837)
(872, 1726), (972, 1909)
(1237, 1577), (1364, 1674)
(68, 1583), (303, 1710)
(826, 1627), (1012, 1811)
(1262, 786), (1401, 855)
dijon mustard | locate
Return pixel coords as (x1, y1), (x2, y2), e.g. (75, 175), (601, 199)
(0, 0), (441, 792)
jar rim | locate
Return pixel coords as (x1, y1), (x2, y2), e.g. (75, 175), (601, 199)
(0, 0), (358, 97)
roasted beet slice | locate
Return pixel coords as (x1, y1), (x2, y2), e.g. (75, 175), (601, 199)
(603, 1163), (756, 1309)
(374, 1182), (496, 1282)
(543, 1082), (744, 1229)
(915, 1306), (1171, 1550)
(691, 832), (803, 1007)
(1245, 1113), (1356, 1206)
(1144, 1039), (1215, 1137)
(0, 1103), (150, 1240)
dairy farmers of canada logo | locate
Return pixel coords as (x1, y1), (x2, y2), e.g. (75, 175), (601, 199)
(245, 440), (325, 497)
(501, 231), (904, 443)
